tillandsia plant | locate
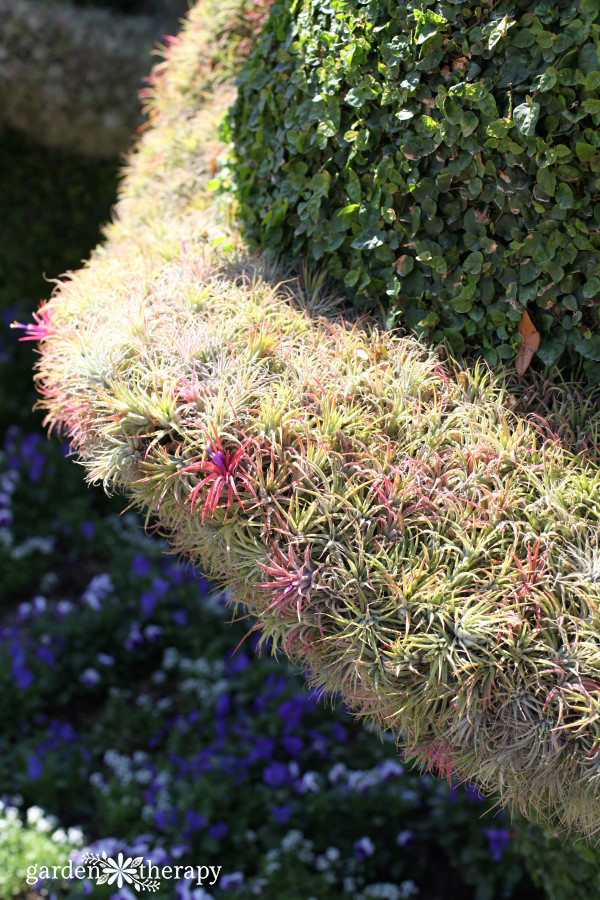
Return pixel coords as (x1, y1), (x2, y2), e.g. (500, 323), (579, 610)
(17, 0), (600, 840)
(226, 0), (600, 379)
(0, 0), (188, 157)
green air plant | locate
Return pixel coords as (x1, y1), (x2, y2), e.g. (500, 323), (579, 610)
(226, 0), (600, 379)
(19, 0), (600, 839)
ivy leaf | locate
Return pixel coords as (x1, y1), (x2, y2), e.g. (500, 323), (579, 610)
(537, 332), (567, 366)
(487, 15), (514, 51)
(578, 44), (598, 76)
(463, 251), (483, 275)
(536, 167), (556, 196)
(555, 183), (575, 208)
(513, 101), (540, 138)
(572, 334), (600, 361)
(576, 142), (596, 162)
(351, 228), (385, 250)
(583, 276), (600, 299)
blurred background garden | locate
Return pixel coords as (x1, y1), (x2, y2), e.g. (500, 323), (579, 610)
(1, 1), (599, 899)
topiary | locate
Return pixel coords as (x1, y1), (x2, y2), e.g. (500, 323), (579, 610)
(17, 0), (600, 841)
(0, 0), (183, 157)
(226, 0), (600, 380)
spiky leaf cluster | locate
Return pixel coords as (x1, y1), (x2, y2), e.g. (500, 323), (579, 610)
(226, 0), (600, 377)
(27, 0), (600, 838)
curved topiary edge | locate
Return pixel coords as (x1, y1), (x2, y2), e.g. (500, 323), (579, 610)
(19, 1), (600, 838)
(0, 0), (187, 157)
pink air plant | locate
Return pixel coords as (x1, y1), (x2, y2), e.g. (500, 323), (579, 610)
(418, 740), (456, 785)
(179, 433), (257, 522)
(11, 306), (53, 342)
(259, 545), (320, 621)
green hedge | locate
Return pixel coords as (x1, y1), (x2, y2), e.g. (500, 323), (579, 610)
(227, 0), (600, 379)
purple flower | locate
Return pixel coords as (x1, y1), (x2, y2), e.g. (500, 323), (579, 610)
(17, 603), (32, 622)
(82, 574), (113, 610)
(131, 554), (152, 578)
(277, 698), (305, 729)
(396, 830), (413, 847)
(27, 753), (43, 780)
(297, 771), (320, 794)
(271, 805), (292, 825)
(208, 821), (228, 841)
(219, 873), (244, 890)
(246, 737), (275, 763)
(80, 521), (96, 540)
(354, 836), (375, 861)
(33, 596), (47, 613)
(262, 761), (290, 788)
(215, 695), (230, 718)
(465, 783), (486, 804)
(154, 809), (177, 830)
(35, 646), (56, 667)
(377, 760), (404, 780)
(80, 668), (101, 687)
(331, 722), (348, 743)
(152, 577), (169, 598)
(227, 651), (250, 674)
(282, 736), (303, 758)
(10, 642), (33, 690)
(140, 591), (158, 618)
(172, 610), (188, 627)
(161, 561), (185, 585)
(125, 625), (143, 650)
(57, 600), (74, 618)
(97, 653), (114, 666)
(144, 625), (163, 642)
(184, 811), (207, 833)
(484, 828), (510, 862)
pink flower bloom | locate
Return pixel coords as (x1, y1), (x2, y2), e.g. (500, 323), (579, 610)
(11, 306), (53, 342)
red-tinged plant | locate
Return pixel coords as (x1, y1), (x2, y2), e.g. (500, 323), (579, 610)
(258, 545), (320, 621)
(180, 432), (257, 523)
(11, 307), (53, 343)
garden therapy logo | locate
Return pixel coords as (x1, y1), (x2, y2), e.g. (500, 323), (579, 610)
(26, 851), (222, 891)
(81, 851), (160, 891)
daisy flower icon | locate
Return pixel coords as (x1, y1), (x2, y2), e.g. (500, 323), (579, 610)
(100, 851), (142, 888)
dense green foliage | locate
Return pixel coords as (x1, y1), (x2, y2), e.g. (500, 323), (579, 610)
(227, 0), (600, 378)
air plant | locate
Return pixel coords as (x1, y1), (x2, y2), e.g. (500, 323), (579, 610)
(25, 0), (600, 840)
(179, 431), (258, 522)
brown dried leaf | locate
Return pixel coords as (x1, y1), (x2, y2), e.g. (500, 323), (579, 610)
(515, 310), (540, 375)
(452, 56), (469, 71)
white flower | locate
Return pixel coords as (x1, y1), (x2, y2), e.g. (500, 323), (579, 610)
(67, 826), (84, 846)
(101, 852), (139, 888)
(26, 806), (44, 825)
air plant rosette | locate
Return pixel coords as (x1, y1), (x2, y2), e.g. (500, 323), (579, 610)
(17, 0), (600, 840)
